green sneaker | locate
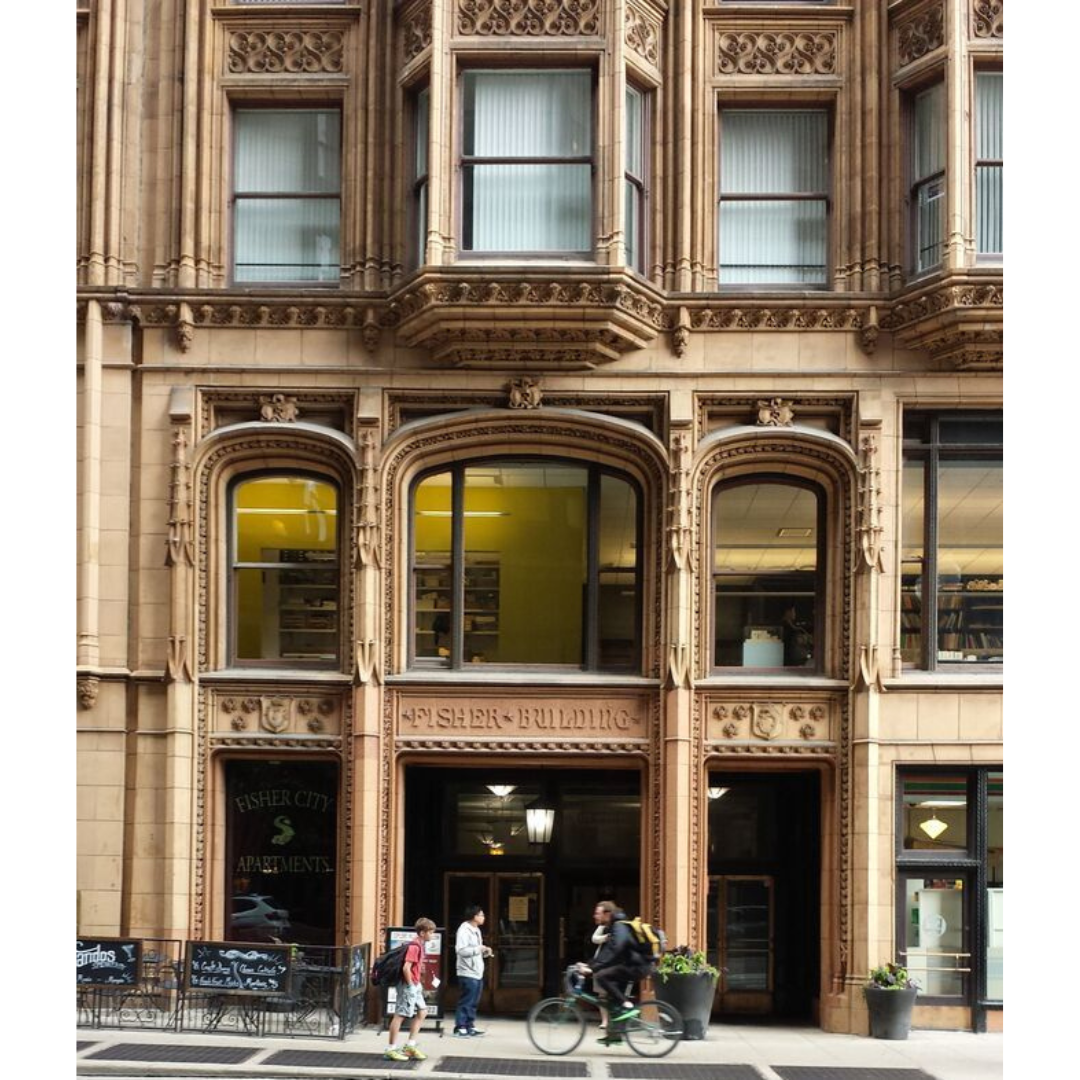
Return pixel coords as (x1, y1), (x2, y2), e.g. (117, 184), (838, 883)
(403, 1045), (427, 1061)
(384, 1048), (409, 1061)
(612, 1005), (639, 1022)
(598, 1034), (624, 1046)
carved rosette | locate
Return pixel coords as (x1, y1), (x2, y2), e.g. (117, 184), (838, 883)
(625, 4), (660, 67)
(227, 31), (345, 75)
(457, 0), (601, 37)
(717, 31), (837, 76)
(972, 1), (1003, 39)
(895, 4), (944, 68)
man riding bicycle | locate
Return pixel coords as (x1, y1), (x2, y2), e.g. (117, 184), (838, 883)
(576, 901), (651, 1044)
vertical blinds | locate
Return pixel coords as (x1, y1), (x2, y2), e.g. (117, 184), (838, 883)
(975, 73), (1003, 255)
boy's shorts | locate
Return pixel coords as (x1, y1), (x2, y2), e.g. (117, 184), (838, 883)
(393, 981), (427, 1017)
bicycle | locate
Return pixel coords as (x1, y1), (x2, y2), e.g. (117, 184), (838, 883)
(526, 966), (683, 1058)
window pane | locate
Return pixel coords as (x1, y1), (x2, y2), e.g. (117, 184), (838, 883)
(625, 86), (643, 178)
(938, 417), (1004, 444)
(903, 877), (966, 997)
(900, 460), (925, 667)
(936, 460), (1003, 662)
(598, 474), (638, 670)
(233, 477), (339, 662)
(413, 473), (453, 661)
(721, 111), (828, 193)
(975, 74), (1003, 160)
(234, 198), (341, 282)
(724, 879), (771, 992)
(900, 774), (968, 851)
(464, 71), (592, 157)
(976, 165), (1002, 254)
(714, 483), (818, 668)
(415, 88), (430, 178)
(719, 199), (827, 284)
(625, 179), (640, 271)
(974, 75), (1003, 252)
(913, 85), (945, 182)
(235, 110), (340, 193)
(916, 176), (944, 271)
(987, 771), (1003, 1000)
(464, 163), (592, 251)
(463, 463), (587, 664)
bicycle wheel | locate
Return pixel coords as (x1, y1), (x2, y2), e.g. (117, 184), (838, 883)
(624, 999), (683, 1058)
(526, 997), (587, 1056)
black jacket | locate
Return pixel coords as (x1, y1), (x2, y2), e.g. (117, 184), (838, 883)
(593, 913), (643, 970)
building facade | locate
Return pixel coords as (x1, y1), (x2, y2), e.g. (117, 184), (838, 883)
(76, 0), (1004, 1034)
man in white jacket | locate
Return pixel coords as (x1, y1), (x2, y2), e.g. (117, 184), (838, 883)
(454, 905), (493, 1037)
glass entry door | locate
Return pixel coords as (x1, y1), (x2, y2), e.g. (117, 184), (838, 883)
(708, 875), (774, 1013)
(444, 872), (544, 1014)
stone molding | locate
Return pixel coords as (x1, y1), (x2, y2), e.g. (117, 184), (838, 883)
(716, 31), (837, 76)
(456, 0), (601, 37)
(401, 0), (433, 62)
(972, 1), (1003, 40)
(212, 690), (344, 737)
(227, 29), (345, 73)
(893, 1), (944, 69)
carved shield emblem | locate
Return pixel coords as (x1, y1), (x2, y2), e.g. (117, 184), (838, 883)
(751, 704), (783, 741)
(262, 698), (289, 733)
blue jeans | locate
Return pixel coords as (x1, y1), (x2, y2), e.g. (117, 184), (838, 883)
(455, 975), (482, 1031)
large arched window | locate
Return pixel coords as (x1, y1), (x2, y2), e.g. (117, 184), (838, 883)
(410, 459), (640, 670)
(230, 474), (340, 666)
(712, 478), (824, 671)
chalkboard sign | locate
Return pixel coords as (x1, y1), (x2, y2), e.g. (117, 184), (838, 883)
(348, 943), (370, 997)
(77, 938), (142, 988)
(185, 942), (292, 996)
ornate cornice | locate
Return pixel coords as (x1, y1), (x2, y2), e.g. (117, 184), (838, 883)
(894, 1), (944, 69)
(690, 305), (866, 331)
(227, 29), (345, 74)
(717, 31), (837, 76)
(972, 1), (1003, 40)
(456, 0), (601, 37)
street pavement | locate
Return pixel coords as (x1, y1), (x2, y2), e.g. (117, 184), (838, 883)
(76, 1015), (1003, 1080)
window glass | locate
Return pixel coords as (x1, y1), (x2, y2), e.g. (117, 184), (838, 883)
(986, 771), (1003, 1000)
(232, 476), (339, 663)
(719, 111), (828, 285)
(713, 482), (819, 669)
(462, 71), (592, 252)
(234, 110), (340, 282)
(413, 472), (453, 661)
(414, 87), (430, 267)
(625, 86), (645, 272)
(598, 474), (639, 669)
(900, 461), (925, 667)
(901, 774), (969, 851)
(903, 877), (966, 997)
(975, 73), (1003, 255)
(912, 84), (945, 272)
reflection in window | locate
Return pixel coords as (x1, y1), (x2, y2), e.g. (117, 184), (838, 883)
(903, 877), (966, 997)
(713, 481), (820, 669)
(986, 771), (1003, 1000)
(232, 476), (339, 664)
(411, 461), (640, 670)
(901, 774), (969, 852)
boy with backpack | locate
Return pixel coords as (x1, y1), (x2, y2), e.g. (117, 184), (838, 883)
(383, 917), (436, 1062)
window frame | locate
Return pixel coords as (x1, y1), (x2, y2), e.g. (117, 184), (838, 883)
(900, 411), (1003, 673)
(227, 470), (344, 670)
(456, 66), (597, 260)
(407, 457), (643, 673)
(973, 69), (1003, 261)
(908, 81), (946, 278)
(716, 106), (833, 290)
(411, 84), (430, 270)
(709, 475), (827, 675)
(230, 105), (343, 287)
(895, 767), (1003, 1019)
(624, 82), (649, 275)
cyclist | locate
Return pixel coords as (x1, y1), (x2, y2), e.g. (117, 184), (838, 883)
(576, 901), (650, 1044)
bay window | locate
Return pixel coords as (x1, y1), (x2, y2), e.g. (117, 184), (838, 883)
(911, 83), (945, 274)
(461, 70), (593, 254)
(625, 84), (647, 273)
(233, 108), (341, 283)
(718, 110), (829, 286)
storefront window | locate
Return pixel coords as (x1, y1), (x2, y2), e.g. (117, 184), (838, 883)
(411, 459), (640, 670)
(900, 774), (969, 852)
(986, 771), (1003, 1000)
(231, 475), (340, 665)
(902, 876), (967, 997)
(712, 480), (822, 670)
(225, 760), (339, 945)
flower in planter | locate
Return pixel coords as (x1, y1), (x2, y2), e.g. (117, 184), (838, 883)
(867, 962), (919, 991)
(655, 947), (723, 984)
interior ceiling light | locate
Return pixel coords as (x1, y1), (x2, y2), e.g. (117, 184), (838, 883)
(708, 786), (730, 801)
(487, 842), (505, 856)
(777, 528), (813, 538)
(919, 814), (949, 841)
(486, 784), (517, 798)
(416, 510), (509, 517)
(916, 799), (966, 809)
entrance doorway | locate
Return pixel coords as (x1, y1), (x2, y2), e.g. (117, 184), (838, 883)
(404, 766), (641, 1015)
(706, 770), (820, 1021)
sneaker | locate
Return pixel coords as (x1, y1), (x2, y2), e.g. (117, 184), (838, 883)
(611, 1005), (639, 1022)
(453, 1027), (470, 1037)
(403, 1045), (427, 1061)
(383, 1048), (409, 1061)
(467, 1028), (486, 1036)
(598, 1034), (624, 1046)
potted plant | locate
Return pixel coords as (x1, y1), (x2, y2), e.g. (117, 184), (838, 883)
(864, 963), (920, 1040)
(652, 947), (722, 1040)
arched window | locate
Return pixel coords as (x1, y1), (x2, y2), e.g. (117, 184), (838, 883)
(712, 479), (824, 671)
(230, 474), (340, 666)
(410, 459), (640, 670)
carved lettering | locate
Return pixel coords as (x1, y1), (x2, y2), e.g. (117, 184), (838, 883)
(401, 699), (643, 736)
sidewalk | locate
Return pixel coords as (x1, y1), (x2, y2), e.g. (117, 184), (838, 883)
(77, 1017), (1002, 1080)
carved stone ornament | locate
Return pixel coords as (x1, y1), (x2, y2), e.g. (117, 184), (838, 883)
(228, 30), (345, 75)
(800, 723), (816, 740)
(717, 31), (837, 76)
(896, 4), (944, 68)
(972, 1), (1003, 39)
(857, 431), (885, 573)
(751, 704), (783, 741)
(231, 715), (248, 731)
(507, 377), (543, 409)
(259, 394), (300, 423)
(77, 675), (100, 710)
(625, 4), (660, 67)
(355, 429), (381, 569)
(722, 721), (739, 739)
(261, 698), (290, 734)
(690, 307), (866, 331)
(402, 2), (433, 62)
(307, 715), (324, 733)
(457, 0), (601, 37)
(756, 398), (795, 427)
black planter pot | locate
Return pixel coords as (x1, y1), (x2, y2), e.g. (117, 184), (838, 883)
(653, 972), (716, 1040)
(864, 986), (918, 1040)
